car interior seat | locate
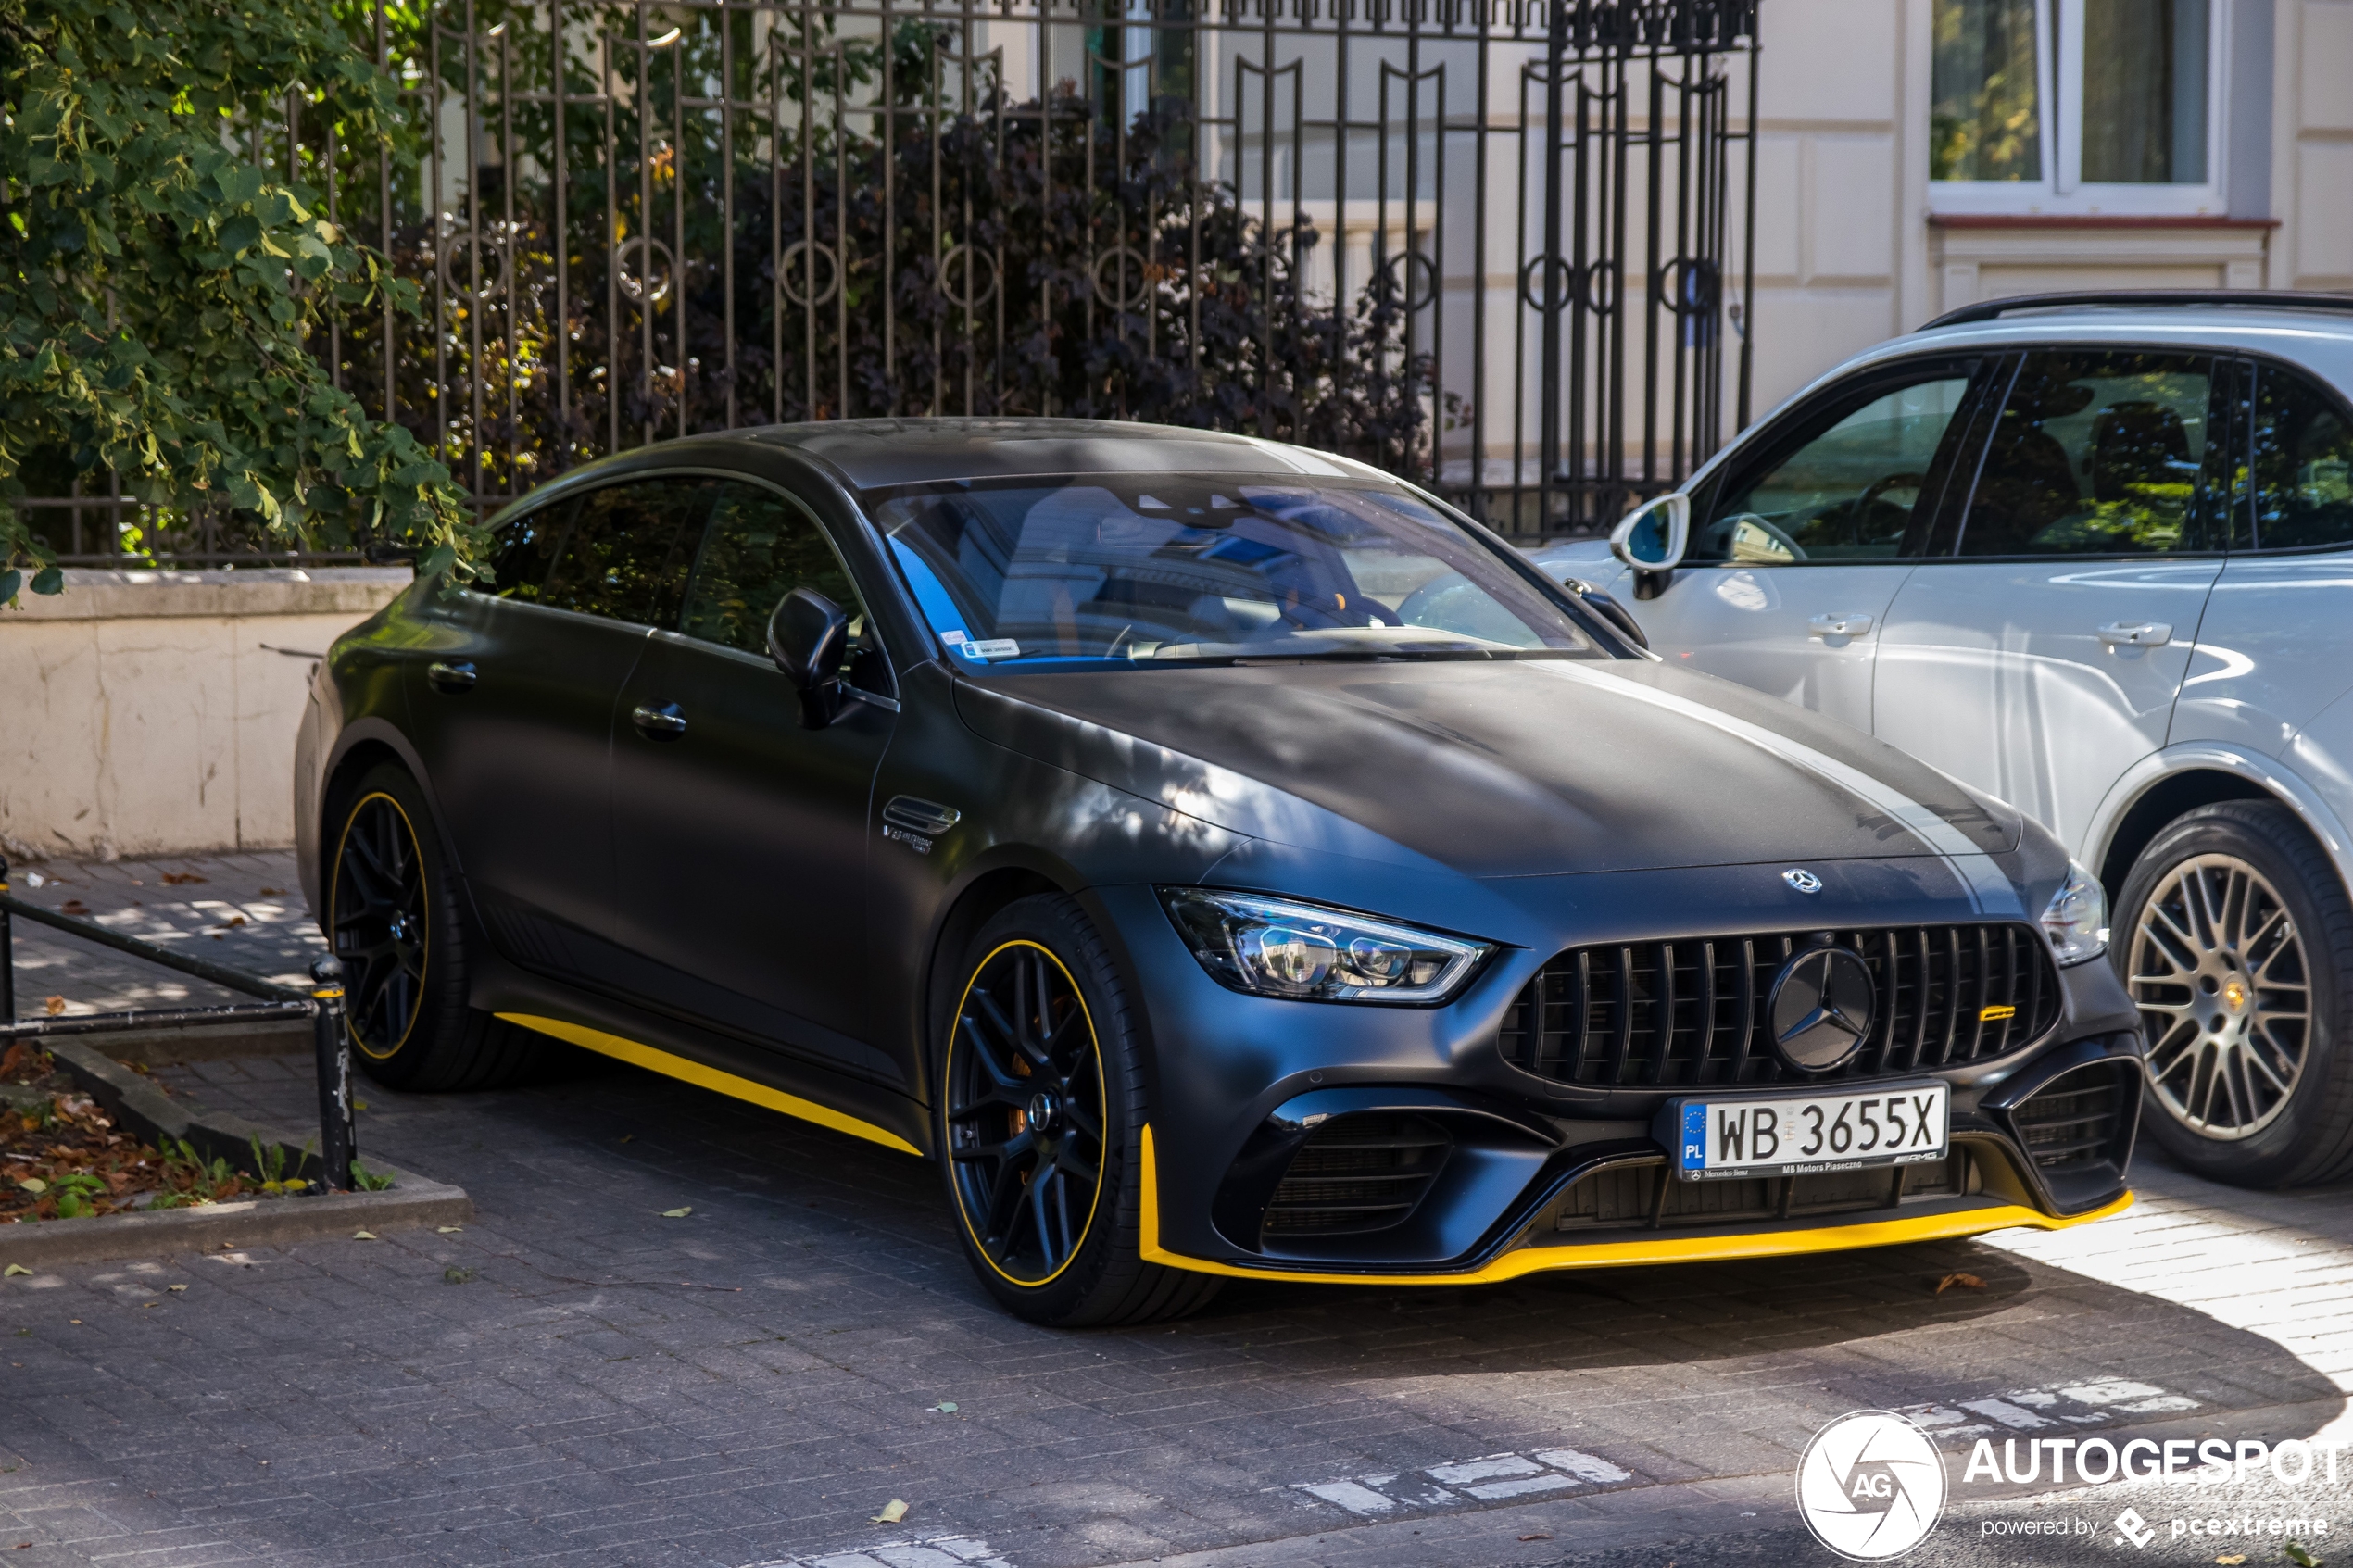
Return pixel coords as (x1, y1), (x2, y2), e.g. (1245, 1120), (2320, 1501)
(1957, 376), (2095, 553)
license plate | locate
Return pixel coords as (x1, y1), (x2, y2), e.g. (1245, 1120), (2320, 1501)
(1665, 1082), (1949, 1182)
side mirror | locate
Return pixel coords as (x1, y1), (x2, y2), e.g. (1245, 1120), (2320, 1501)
(1560, 577), (1649, 650)
(1609, 492), (1691, 573)
(768, 587), (849, 729)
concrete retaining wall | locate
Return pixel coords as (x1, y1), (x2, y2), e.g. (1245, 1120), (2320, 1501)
(1, 569), (412, 860)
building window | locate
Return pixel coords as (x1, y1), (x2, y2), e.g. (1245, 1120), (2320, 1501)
(1930, 0), (2222, 214)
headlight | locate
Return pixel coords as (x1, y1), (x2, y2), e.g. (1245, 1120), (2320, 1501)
(2041, 861), (2109, 967)
(1158, 888), (1491, 1004)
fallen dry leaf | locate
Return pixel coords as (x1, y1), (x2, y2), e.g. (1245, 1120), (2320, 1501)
(168, 1285), (187, 1293)
(661, 1207), (692, 1219)
(160, 872), (208, 885)
(221, 916), (246, 929)
(870, 1499), (909, 1524)
(2218, 1554), (2248, 1564)
(351, 1229), (378, 1241)
(1935, 1273), (1987, 1294)
(43, 997), (64, 1017)
(437, 1225), (463, 1234)
(1518, 1533), (1553, 1542)
(57, 900), (88, 916)
(3, 1265), (31, 1278)
(258, 887), (286, 896)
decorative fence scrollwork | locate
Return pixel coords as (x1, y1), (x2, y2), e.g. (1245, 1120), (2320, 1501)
(27, 0), (1756, 564)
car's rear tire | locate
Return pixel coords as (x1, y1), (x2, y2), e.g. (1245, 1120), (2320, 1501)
(2117, 800), (2353, 1186)
(324, 762), (546, 1092)
(935, 894), (1223, 1327)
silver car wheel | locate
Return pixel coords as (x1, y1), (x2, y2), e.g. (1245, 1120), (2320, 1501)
(2132, 852), (2313, 1141)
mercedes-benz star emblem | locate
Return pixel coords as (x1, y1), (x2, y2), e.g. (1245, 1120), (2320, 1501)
(1783, 867), (1824, 895)
(1768, 946), (1877, 1072)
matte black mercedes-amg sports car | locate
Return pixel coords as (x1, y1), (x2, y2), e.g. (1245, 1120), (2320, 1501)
(296, 419), (2144, 1325)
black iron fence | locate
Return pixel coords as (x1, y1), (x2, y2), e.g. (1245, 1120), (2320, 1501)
(33, 0), (1756, 565)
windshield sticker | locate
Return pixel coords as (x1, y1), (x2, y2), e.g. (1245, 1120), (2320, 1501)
(939, 630), (968, 646)
(966, 638), (1021, 660)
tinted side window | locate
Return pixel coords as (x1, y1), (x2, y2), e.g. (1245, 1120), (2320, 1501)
(2246, 363), (2353, 551)
(542, 478), (716, 624)
(1957, 350), (2218, 557)
(1701, 367), (1979, 564)
(681, 483), (862, 653)
(682, 482), (890, 690)
(481, 497), (576, 603)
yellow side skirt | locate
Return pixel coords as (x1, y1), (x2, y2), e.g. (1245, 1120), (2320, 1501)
(498, 1012), (923, 1158)
(1137, 1123), (2132, 1285)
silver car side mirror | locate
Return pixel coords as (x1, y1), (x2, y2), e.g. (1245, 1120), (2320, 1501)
(1610, 492), (1691, 572)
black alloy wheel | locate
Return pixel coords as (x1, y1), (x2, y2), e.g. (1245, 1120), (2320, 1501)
(321, 762), (546, 1092)
(946, 940), (1109, 1286)
(935, 895), (1223, 1325)
(329, 791), (430, 1060)
(2118, 800), (2353, 1187)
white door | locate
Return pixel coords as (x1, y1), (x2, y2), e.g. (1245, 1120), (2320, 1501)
(1875, 348), (2229, 858)
(2170, 357), (2353, 758)
(1627, 354), (1997, 733)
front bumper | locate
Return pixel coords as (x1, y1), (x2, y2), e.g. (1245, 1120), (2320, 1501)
(1108, 869), (2145, 1283)
(1139, 1119), (2136, 1284)
(1139, 1035), (2143, 1282)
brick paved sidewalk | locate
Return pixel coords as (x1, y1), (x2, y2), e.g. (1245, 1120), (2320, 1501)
(5, 850), (321, 1017)
(4, 852), (2350, 1568)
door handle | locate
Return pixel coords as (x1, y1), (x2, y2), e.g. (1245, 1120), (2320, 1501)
(426, 660), (477, 693)
(1806, 612), (1873, 639)
(631, 701), (687, 740)
(2096, 621), (2173, 648)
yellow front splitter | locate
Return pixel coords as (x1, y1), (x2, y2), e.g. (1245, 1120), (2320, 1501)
(1138, 1123), (2132, 1286)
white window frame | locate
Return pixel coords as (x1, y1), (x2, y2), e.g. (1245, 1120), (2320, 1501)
(1929, 0), (2230, 217)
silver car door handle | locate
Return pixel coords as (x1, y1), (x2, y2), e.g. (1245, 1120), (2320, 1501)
(630, 701), (687, 739)
(2096, 621), (2174, 648)
(1806, 612), (1872, 638)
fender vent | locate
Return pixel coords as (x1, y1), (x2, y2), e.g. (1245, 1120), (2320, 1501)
(1260, 1113), (1453, 1239)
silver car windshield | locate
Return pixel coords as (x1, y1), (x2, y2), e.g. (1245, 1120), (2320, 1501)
(872, 475), (1596, 671)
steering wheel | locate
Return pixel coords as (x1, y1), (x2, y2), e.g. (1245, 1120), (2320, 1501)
(1845, 471), (1928, 545)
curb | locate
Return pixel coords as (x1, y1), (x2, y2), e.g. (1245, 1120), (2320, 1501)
(0, 1180), (472, 1267)
(1, 1040), (472, 1267)
(74, 1019), (311, 1066)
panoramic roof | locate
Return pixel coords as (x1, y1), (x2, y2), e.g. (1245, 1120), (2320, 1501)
(743, 417), (1372, 491)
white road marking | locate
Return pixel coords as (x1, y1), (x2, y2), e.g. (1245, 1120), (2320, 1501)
(1896, 1378), (2200, 1441)
(745, 1537), (1015, 1568)
(1291, 1447), (1633, 1517)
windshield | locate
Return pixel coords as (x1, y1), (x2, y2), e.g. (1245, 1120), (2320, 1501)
(873, 475), (1596, 671)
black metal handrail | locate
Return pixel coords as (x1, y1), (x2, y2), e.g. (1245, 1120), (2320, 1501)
(1, 857), (359, 1191)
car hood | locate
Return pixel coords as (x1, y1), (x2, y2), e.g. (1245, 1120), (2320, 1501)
(952, 657), (2025, 879)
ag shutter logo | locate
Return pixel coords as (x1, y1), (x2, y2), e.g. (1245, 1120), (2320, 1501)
(1796, 1411), (1947, 1561)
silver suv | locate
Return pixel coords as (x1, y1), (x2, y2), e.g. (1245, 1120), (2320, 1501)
(1538, 292), (2353, 1189)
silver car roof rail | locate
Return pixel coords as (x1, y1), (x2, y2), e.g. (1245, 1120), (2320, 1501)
(1919, 289), (2353, 332)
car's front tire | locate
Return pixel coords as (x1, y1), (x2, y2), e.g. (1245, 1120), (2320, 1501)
(324, 762), (545, 1092)
(2118, 800), (2353, 1186)
(936, 894), (1223, 1326)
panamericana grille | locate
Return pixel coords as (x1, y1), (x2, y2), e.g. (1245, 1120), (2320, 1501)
(1498, 924), (2062, 1088)
(1260, 1113), (1453, 1238)
(2013, 1061), (2134, 1178)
